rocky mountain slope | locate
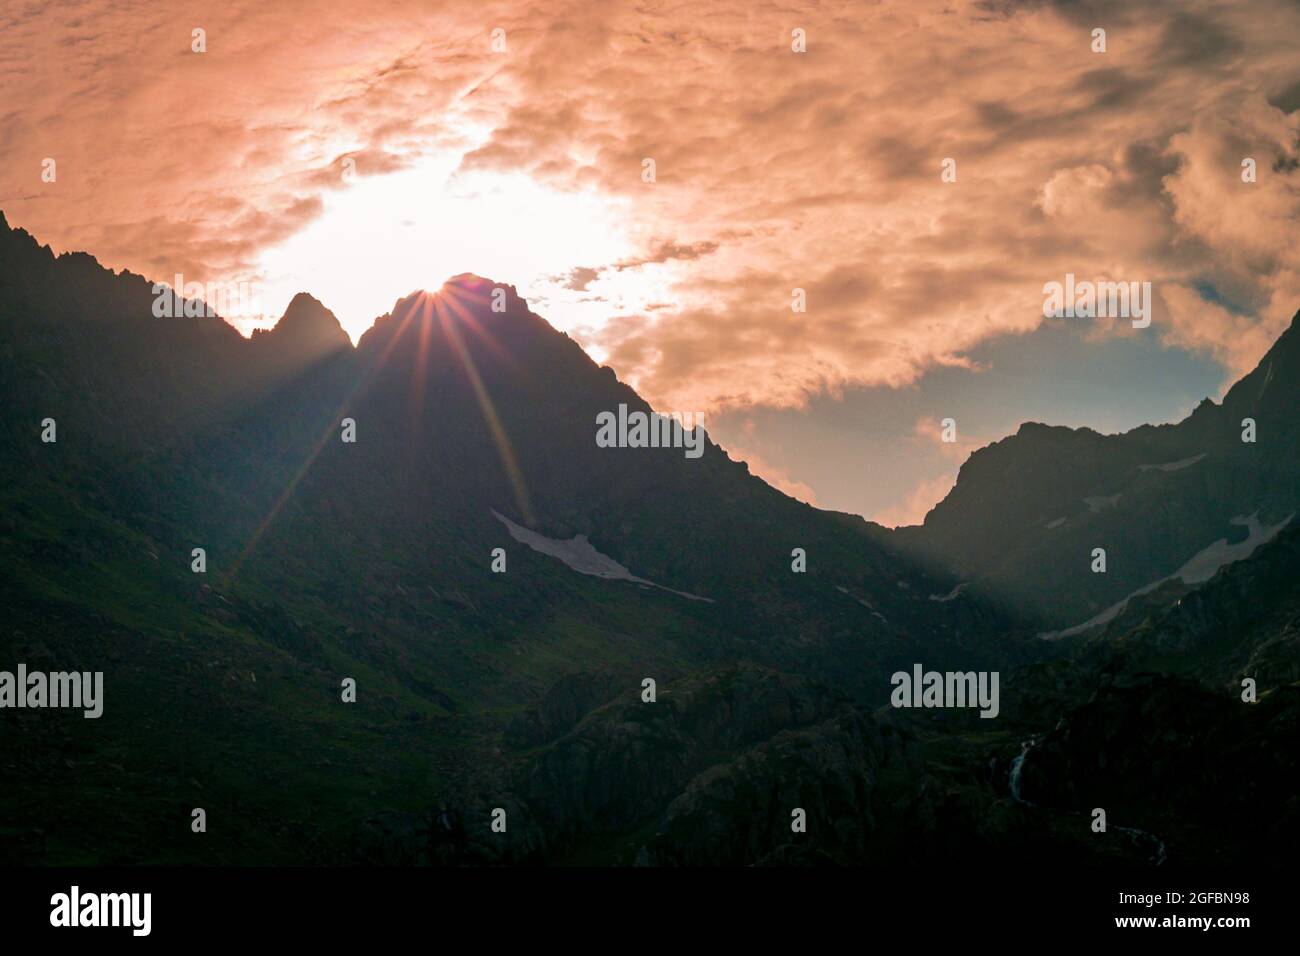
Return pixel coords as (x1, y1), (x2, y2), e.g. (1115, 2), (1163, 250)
(893, 313), (1300, 629)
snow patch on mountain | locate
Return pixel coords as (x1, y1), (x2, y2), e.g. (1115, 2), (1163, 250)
(1137, 453), (1206, 473)
(929, 582), (969, 602)
(1041, 511), (1295, 639)
(836, 585), (888, 623)
(1083, 494), (1122, 514)
(491, 509), (713, 602)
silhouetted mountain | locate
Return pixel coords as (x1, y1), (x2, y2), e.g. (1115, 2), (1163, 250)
(895, 314), (1300, 629)
(2, 211), (1296, 867)
(0, 213), (1008, 865)
(251, 291), (351, 366)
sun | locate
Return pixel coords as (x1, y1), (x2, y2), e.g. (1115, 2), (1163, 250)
(251, 158), (636, 342)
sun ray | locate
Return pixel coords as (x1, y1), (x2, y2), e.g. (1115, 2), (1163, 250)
(433, 291), (535, 526)
(221, 295), (428, 587)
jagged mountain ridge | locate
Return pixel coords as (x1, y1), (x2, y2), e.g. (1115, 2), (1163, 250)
(0, 210), (1008, 694)
(4, 210), (1296, 867)
(0, 212), (1014, 865)
(893, 312), (1300, 628)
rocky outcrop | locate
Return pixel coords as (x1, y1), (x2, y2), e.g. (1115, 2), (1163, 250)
(636, 710), (885, 866)
(441, 664), (859, 863)
(503, 671), (631, 750)
(511, 665), (846, 838)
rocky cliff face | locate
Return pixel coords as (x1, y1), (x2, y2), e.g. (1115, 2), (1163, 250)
(503, 670), (635, 750)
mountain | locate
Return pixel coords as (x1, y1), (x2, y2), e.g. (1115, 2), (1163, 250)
(893, 314), (1300, 629)
(250, 291), (351, 367)
(3, 210), (1296, 867)
(0, 213), (1009, 864)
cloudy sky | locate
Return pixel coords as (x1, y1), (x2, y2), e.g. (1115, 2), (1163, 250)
(3, 0), (1298, 523)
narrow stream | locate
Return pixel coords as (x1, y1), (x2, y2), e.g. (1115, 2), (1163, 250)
(1008, 737), (1037, 806)
(1115, 825), (1168, 866)
(1007, 737), (1167, 865)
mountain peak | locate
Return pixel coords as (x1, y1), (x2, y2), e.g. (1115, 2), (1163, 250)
(1268, 307), (1300, 357)
(277, 291), (338, 328)
(1217, 306), (1300, 416)
(253, 291), (350, 358)
(390, 275), (524, 311)
(444, 273), (508, 292)
(361, 278), (544, 349)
